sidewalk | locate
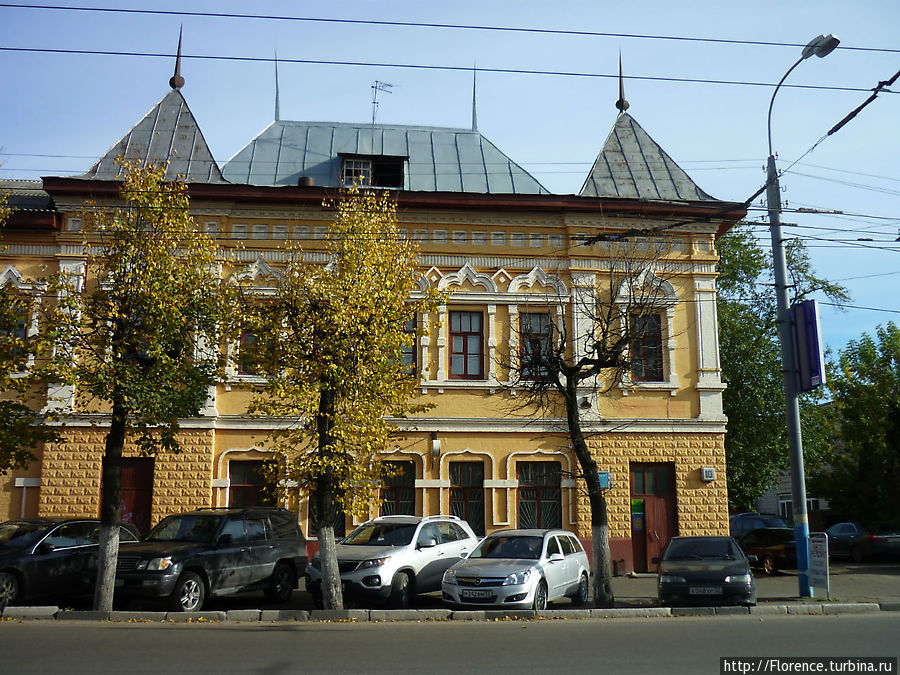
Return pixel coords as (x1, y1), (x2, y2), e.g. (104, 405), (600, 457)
(612, 561), (900, 607)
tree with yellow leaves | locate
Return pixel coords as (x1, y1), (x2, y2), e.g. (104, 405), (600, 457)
(0, 192), (61, 486)
(240, 187), (443, 610)
(36, 160), (231, 611)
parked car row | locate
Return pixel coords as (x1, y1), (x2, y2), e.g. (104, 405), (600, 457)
(6, 508), (896, 613)
(305, 515), (591, 611)
(3, 510), (591, 613)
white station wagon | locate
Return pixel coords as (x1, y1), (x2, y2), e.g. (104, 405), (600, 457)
(442, 528), (591, 610)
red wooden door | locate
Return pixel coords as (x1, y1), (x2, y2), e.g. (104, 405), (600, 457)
(120, 458), (154, 535)
(630, 463), (676, 572)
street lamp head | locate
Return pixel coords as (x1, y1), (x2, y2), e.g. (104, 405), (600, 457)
(801, 34), (840, 60)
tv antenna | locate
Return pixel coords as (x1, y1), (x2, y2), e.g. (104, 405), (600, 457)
(371, 81), (393, 154)
(372, 81), (393, 124)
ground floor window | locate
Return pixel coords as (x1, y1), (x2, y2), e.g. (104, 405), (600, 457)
(517, 461), (561, 529)
(450, 461), (485, 536)
(380, 461), (415, 516)
(229, 460), (276, 507)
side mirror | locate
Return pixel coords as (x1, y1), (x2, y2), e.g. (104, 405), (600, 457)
(36, 542), (55, 555)
(549, 552), (564, 563)
(651, 557), (661, 565)
(217, 534), (234, 547)
(747, 554), (758, 564)
(418, 537), (438, 549)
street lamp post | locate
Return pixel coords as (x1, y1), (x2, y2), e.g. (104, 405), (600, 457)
(766, 33), (839, 598)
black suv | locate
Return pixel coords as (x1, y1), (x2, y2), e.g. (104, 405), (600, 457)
(115, 507), (307, 612)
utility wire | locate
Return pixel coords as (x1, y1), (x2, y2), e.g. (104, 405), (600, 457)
(0, 46), (888, 95)
(1, 4), (896, 54)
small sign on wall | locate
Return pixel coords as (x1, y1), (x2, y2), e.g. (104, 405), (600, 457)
(701, 467), (716, 482)
(597, 470), (613, 490)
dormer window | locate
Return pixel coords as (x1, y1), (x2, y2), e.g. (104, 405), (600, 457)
(341, 154), (405, 188)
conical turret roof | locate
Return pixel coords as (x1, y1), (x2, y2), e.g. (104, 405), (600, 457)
(579, 112), (717, 202)
(79, 88), (225, 183)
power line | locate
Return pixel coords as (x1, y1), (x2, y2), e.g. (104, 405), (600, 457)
(819, 301), (900, 315)
(0, 46), (889, 95)
(1, 4), (896, 54)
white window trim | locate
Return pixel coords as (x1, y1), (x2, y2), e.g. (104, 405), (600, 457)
(614, 267), (680, 395)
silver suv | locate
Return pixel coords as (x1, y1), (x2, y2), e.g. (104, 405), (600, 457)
(305, 515), (478, 608)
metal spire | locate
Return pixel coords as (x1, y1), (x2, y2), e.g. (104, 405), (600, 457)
(615, 52), (629, 114)
(274, 50), (281, 121)
(471, 63), (478, 131)
(169, 26), (185, 90)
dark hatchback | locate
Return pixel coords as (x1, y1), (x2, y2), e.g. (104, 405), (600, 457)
(115, 507), (307, 612)
(737, 527), (797, 575)
(0, 518), (138, 608)
(655, 536), (756, 607)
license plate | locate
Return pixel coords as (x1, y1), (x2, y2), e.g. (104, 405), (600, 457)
(689, 586), (722, 595)
(461, 589), (493, 599)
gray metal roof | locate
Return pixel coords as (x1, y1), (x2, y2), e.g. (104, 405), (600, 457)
(78, 89), (225, 183)
(0, 179), (54, 212)
(222, 121), (549, 194)
(579, 112), (718, 202)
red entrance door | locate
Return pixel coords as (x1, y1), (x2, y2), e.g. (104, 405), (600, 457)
(630, 463), (676, 573)
(120, 458), (154, 535)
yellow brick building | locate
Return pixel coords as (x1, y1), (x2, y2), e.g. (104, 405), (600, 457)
(1, 63), (744, 573)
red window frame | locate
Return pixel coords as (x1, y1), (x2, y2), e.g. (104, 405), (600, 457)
(517, 462), (561, 529)
(630, 313), (664, 382)
(380, 461), (416, 516)
(449, 310), (484, 380)
(449, 461), (485, 536)
(520, 312), (552, 381)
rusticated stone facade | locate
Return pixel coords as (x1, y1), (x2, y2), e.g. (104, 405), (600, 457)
(574, 432), (729, 540)
(38, 427), (215, 525)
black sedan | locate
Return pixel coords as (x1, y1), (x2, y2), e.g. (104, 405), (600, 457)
(0, 518), (139, 608)
(655, 536), (756, 607)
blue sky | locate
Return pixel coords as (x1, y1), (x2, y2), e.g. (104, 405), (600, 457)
(2, 1), (897, 355)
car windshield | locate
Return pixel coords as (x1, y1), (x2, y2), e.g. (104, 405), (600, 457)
(0, 521), (49, 548)
(469, 535), (543, 560)
(342, 522), (416, 547)
(145, 515), (222, 544)
(664, 538), (737, 560)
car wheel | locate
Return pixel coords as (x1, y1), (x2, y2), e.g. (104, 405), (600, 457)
(0, 572), (20, 609)
(850, 546), (865, 564)
(762, 555), (776, 576)
(388, 572), (413, 609)
(169, 571), (205, 612)
(264, 563), (295, 603)
(572, 573), (590, 607)
(532, 580), (548, 611)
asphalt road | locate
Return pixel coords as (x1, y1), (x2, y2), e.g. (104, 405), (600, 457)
(1, 613), (897, 674)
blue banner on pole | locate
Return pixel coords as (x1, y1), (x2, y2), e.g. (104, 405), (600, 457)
(791, 299), (826, 393)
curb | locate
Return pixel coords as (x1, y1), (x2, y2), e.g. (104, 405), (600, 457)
(1, 601), (895, 623)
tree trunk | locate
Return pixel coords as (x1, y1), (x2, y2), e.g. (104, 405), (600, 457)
(93, 398), (126, 611)
(562, 378), (615, 608)
(315, 386), (344, 610)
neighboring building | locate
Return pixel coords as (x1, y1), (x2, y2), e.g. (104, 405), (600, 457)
(1, 55), (744, 573)
(755, 470), (832, 532)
